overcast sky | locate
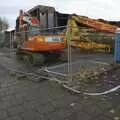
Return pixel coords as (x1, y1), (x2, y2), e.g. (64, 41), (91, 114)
(0, 0), (120, 28)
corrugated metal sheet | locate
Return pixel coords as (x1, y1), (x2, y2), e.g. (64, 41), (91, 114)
(48, 13), (54, 28)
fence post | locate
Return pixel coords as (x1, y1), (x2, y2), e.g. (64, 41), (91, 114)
(10, 31), (14, 57)
(67, 25), (72, 84)
(10, 31), (12, 57)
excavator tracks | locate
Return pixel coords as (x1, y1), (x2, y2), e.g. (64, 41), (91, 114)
(16, 49), (67, 66)
(16, 49), (45, 65)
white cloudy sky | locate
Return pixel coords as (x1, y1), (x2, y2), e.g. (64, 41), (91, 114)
(0, 0), (120, 27)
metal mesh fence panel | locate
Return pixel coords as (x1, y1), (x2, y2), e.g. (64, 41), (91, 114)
(5, 26), (115, 86)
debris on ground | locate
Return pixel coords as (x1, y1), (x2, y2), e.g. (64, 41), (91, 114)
(72, 64), (112, 84)
(61, 63), (120, 93)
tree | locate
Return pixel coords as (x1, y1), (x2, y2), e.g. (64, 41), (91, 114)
(0, 17), (9, 32)
(0, 17), (9, 45)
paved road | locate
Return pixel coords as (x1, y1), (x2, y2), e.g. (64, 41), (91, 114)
(0, 48), (119, 120)
(0, 59), (120, 120)
(47, 48), (114, 75)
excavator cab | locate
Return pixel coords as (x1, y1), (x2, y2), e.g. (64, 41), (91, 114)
(28, 25), (40, 37)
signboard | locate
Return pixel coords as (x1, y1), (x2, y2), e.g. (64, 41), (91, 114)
(45, 36), (64, 42)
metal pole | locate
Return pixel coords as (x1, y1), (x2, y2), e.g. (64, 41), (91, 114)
(11, 32), (13, 57)
(10, 31), (14, 57)
(12, 32), (15, 56)
(10, 32), (12, 57)
(67, 26), (72, 83)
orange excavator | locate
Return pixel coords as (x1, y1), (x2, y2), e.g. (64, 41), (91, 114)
(15, 8), (118, 65)
(15, 10), (67, 65)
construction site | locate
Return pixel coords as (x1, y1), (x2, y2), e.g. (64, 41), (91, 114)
(0, 4), (120, 120)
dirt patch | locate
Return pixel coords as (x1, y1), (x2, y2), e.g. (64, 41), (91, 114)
(63, 63), (120, 93)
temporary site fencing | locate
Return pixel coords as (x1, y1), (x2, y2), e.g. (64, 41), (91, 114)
(6, 26), (116, 90)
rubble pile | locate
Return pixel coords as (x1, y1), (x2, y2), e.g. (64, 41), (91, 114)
(73, 64), (113, 84)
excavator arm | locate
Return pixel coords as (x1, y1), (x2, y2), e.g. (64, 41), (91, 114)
(65, 15), (118, 52)
(72, 15), (118, 33)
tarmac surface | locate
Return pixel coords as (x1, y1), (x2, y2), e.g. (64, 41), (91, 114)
(47, 49), (114, 75)
(0, 48), (120, 120)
